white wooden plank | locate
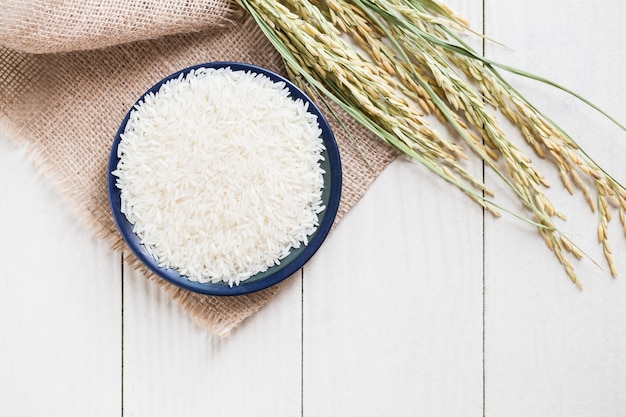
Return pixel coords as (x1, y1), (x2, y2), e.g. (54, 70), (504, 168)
(302, 2), (485, 415)
(0, 132), (122, 416)
(484, 1), (626, 415)
(122, 266), (302, 416)
(303, 159), (484, 416)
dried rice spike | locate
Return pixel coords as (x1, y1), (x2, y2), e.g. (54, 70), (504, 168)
(570, 168), (596, 212)
(239, 0), (626, 285)
(597, 183), (618, 277)
(561, 236), (585, 260)
(541, 228), (582, 288)
(619, 207), (626, 239)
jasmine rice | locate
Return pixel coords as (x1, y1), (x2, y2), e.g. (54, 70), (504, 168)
(113, 67), (326, 286)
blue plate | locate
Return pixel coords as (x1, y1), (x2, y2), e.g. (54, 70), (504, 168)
(108, 61), (342, 296)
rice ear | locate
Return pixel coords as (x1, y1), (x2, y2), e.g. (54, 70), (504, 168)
(238, 0), (626, 285)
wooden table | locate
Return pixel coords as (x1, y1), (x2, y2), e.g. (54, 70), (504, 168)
(2, 1), (626, 415)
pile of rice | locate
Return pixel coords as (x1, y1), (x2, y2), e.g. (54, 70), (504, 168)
(113, 67), (326, 286)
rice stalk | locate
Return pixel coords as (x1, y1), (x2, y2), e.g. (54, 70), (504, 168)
(237, 0), (626, 287)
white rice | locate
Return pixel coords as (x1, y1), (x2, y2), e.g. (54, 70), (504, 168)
(113, 67), (326, 286)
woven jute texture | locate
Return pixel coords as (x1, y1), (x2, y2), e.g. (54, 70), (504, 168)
(0, 0), (396, 337)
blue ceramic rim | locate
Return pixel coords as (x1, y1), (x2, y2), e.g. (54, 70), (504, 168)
(108, 61), (342, 296)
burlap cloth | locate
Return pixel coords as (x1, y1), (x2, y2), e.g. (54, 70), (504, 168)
(0, 0), (396, 337)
